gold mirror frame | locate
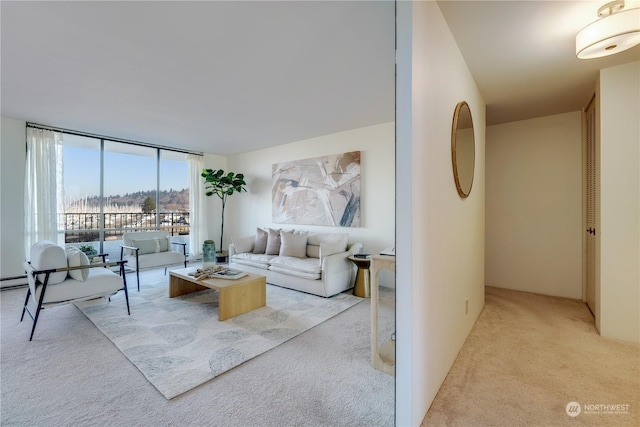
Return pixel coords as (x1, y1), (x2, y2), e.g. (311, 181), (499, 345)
(451, 101), (475, 198)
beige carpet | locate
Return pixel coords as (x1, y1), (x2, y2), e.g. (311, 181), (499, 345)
(2, 268), (395, 426)
(76, 280), (361, 399)
(423, 286), (640, 426)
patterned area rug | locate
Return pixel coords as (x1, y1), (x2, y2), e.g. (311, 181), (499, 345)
(76, 278), (361, 399)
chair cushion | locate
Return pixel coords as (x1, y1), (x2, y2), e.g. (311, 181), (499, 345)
(35, 268), (124, 304)
(30, 241), (68, 285)
(125, 250), (185, 270)
(66, 246), (90, 281)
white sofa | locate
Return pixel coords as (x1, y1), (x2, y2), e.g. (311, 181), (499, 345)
(120, 231), (187, 291)
(228, 228), (363, 297)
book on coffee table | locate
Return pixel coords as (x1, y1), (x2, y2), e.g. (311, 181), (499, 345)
(210, 268), (248, 280)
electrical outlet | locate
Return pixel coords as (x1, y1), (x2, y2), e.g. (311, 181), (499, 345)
(465, 299), (469, 315)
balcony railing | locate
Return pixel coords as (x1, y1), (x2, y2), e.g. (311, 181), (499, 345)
(61, 212), (190, 243)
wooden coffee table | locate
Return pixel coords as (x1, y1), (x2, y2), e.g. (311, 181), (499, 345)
(169, 267), (266, 321)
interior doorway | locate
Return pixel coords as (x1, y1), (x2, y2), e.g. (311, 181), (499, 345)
(584, 95), (597, 318)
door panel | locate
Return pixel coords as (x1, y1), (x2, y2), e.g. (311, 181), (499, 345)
(585, 98), (597, 315)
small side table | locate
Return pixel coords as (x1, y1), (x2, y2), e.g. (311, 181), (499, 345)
(348, 256), (371, 298)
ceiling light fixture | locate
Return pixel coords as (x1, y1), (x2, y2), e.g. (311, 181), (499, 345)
(576, 0), (640, 59)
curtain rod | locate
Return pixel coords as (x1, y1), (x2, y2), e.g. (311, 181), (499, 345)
(26, 122), (203, 157)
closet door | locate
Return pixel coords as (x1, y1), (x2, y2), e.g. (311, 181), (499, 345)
(585, 97), (597, 316)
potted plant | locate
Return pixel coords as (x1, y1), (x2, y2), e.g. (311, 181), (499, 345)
(201, 169), (247, 263)
(79, 244), (97, 259)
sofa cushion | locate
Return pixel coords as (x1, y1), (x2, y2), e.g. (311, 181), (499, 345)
(279, 231), (308, 258)
(231, 253), (274, 270)
(30, 241), (68, 285)
(265, 228), (282, 255)
(253, 228), (268, 254)
(268, 256), (321, 275)
(306, 233), (348, 258)
(66, 246), (90, 282)
(268, 265), (321, 280)
(232, 235), (254, 254)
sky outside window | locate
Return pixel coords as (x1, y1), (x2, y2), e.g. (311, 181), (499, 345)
(160, 151), (189, 212)
(63, 137), (189, 201)
(104, 141), (157, 202)
(63, 134), (100, 204)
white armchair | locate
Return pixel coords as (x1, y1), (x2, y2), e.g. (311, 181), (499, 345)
(21, 240), (130, 341)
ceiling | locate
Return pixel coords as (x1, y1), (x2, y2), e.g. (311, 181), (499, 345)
(2, 1), (639, 155)
(1, 1), (395, 155)
(438, 0), (640, 126)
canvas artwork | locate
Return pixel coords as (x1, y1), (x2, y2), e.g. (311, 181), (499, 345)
(272, 151), (361, 227)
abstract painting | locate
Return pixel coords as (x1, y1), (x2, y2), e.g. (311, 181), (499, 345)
(272, 151), (361, 227)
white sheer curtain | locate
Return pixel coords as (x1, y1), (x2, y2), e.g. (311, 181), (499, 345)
(24, 127), (65, 257)
(188, 154), (207, 259)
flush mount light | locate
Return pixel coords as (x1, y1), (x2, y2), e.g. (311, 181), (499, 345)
(576, 0), (640, 59)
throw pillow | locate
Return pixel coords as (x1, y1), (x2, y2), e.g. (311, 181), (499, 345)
(320, 241), (348, 258)
(279, 231), (308, 258)
(253, 228), (268, 254)
(30, 241), (68, 284)
(306, 233), (348, 258)
(65, 246), (90, 281)
(156, 237), (170, 252)
(131, 239), (158, 255)
(265, 228), (282, 255)
(232, 235), (254, 254)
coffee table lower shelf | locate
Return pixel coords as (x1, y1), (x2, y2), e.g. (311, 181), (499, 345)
(169, 268), (266, 321)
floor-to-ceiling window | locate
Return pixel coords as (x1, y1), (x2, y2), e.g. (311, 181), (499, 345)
(60, 130), (192, 256)
(159, 150), (190, 237)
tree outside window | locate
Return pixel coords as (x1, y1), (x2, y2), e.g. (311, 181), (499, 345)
(142, 196), (156, 214)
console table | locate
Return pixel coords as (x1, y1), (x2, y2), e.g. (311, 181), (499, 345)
(370, 254), (395, 375)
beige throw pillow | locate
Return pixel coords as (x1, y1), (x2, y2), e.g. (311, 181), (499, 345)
(131, 239), (158, 255)
(253, 228), (268, 254)
(232, 235), (254, 254)
(66, 246), (90, 281)
(279, 231), (308, 258)
(265, 228), (282, 255)
(320, 241), (348, 258)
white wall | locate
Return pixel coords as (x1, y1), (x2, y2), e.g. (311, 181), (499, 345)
(0, 117), (27, 286)
(598, 61), (640, 343)
(396, 2), (486, 425)
(486, 112), (583, 299)
(225, 123), (396, 257)
(201, 152), (229, 250)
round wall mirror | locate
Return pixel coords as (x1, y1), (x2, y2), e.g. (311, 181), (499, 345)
(451, 101), (475, 198)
